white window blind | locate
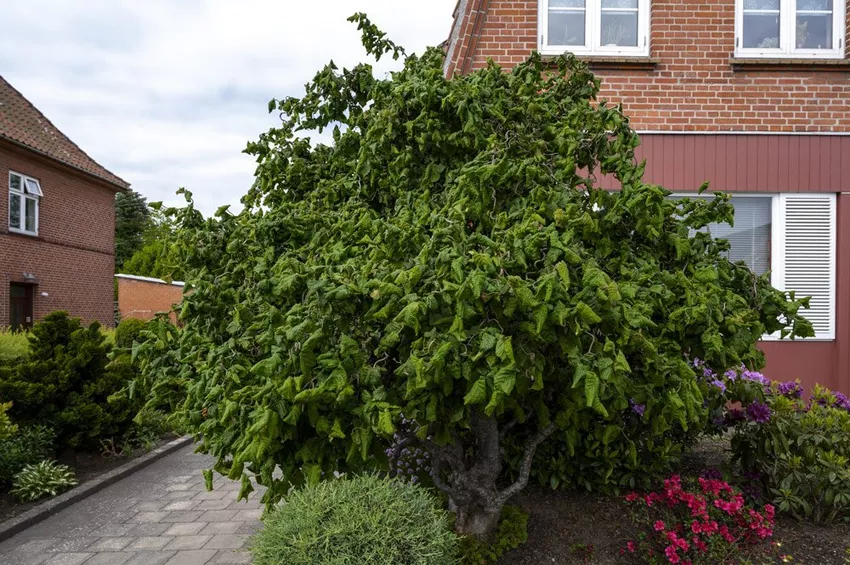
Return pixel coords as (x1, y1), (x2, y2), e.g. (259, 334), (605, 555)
(703, 196), (772, 276)
(772, 194), (836, 339)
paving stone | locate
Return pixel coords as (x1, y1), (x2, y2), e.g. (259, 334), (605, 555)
(124, 551), (177, 565)
(85, 536), (134, 551)
(3, 551), (49, 565)
(199, 510), (238, 522)
(202, 534), (248, 550)
(195, 499), (232, 510)
(232, 509), (262, 522)
(47, 537), (100, 553)
(237, 521), (262, 535)
(162, 499), (201, 511)
(164, 522), (208, 536)
(127, 511), (171, 524)
(199, 522), (243, 535)
(85, 552), (136, 565)
(163, 491), (196, 500)
(89, 523), (137, 537)
(42, 553), (93, 565)
(163, 535), (213, 551)
(126, 523), (171, 536)
(127, 536), (175, 550)
(164, 550), (218, 565)
(191, 490), (229, 500)
(210, 549), (252, 564)
(132, 500), (169, 512)
(162, 510), (205, 523)
(165, 483), (193, 492)
(14, 538), (58, 553)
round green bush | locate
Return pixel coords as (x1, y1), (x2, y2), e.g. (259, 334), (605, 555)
(251, 474), (458, 565)
(114, 318), (148, 350)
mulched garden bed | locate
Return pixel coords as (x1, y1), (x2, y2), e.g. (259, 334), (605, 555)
(0, 435), (177, 524)
(499, 437), (850, 564)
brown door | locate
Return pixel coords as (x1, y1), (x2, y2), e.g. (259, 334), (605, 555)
(9, 283), (34, 331)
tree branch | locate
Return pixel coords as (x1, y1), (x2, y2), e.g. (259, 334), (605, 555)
(495, 422), (556, 505)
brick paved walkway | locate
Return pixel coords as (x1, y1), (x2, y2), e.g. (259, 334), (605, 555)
(0, 444), (265, 565)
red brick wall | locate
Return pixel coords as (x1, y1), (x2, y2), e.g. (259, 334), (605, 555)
(116, 277), (183, 322)
(0, 143), (118, 328)
(446, 0), (850, 132)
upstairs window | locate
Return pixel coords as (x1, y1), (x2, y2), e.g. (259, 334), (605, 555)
(539, 0), (651, 57)
(9, 171), (41, 236)
(736, 0), (846, 58)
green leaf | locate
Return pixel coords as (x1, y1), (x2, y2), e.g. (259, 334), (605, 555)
(464, 379), (487, 406)
(585, 372), (600, 408)
(202, 469), (214, 492)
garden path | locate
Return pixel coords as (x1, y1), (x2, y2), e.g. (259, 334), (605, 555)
(0, 444), (263, 565)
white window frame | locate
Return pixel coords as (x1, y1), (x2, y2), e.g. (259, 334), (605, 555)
(674, 192), (835, 341)
(735, 0), (846, 59)
(8, 171), (41, 237)
(539, 0), (651, 57)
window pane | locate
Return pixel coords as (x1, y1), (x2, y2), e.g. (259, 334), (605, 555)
(10, 194), (21, 229)
(549, 0), (585, 7)
(798, 0), (832, 9)
(743, 14), (781, 48)
(744, 0), (780, 8)
(10, 285), (27, 298)
(706, 197), (773, 275)
(797, 14), (833, 49)
(601, 12), (639, 46)
(9, 173), (22, 193)
(25, 198), (36, 233)
(24, 178), (42, 196)
(602, 0), (638, 7)
(549, 11), (586, 46)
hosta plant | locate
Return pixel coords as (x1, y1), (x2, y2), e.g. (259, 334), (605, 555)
(11, 460), (77, 502)
(138, 14), (811, 539)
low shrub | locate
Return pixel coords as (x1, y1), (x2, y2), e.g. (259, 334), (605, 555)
(0, 328), (29, 364)
(622, 475), (780, 565)
(114, 318), (147, 351)
(0, 425), (55, 483)
(459, 506), (528, 564)
(0, 312), (139, 448)
(11, 460), (77, 502)
(251, 474), (457, 565)
(0, 401), (16, 441)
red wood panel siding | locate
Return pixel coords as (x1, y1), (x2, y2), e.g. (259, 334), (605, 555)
(599, 134), (850, 192)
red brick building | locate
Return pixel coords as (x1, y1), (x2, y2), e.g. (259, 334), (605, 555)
(445, 0), (850, 391)
(0, 76), (128, 330)
(115, 274), (184, 323)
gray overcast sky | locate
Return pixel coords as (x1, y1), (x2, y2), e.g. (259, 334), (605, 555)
(0, 1), (457, 215)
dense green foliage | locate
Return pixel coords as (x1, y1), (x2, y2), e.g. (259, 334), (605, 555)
(0, 328), (30, 364)
(459, 506), (528, 564)
(732, 385), (850, 523)
(11, 460), (77, 502)
(0, 401), (15, 441)
(251, 474), (457, 565)
(115, 318), (148, 351)
(0, 425), (55, 484)
(122, 207), (185, 281)
(115, 189), (151, 270)
(138, 15), (811, 537)
(0, 312), (138, 448)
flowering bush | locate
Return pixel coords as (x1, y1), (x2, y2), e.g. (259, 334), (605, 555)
(696, 359), (850, 523)
(623, 475), (779, 564)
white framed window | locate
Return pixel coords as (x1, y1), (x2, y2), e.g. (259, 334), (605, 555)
(539, 0), (651, 57)
(736, 0), (846, 58)
(676, 193), (836, 340)
(9, 171), (41, 236)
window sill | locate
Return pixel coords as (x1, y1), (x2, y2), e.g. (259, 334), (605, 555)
(730, 57), (850, 72)
(542, 55), (659, 70)
(6, 228), (40, 238)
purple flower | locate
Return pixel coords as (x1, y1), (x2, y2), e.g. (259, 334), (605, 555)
(629, 399), (646, 417)
(724, 408), (746, 425)
(776, 381), (803, 399)
(711, 379), (727, 393)
(724, 369), (738, 380)
(834, 392), (850, 411)
(741, 369), (770, 387)
(703, 367), (717, 379)
(746, 402), (772, 424)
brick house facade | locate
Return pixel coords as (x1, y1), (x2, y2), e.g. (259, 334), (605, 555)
(115, 274), (184, 323)
(444, 0), (850, 392)
(0, 76), (128, 329)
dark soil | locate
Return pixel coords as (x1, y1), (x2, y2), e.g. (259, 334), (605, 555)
(498, 437), (850, 564)
(0, 435), (177, 524)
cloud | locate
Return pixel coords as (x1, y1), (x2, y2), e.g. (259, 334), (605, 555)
(0, 0), (456, 215)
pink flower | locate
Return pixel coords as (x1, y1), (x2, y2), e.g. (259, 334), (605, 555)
(665, 545), (680, 564)
(626, 540), (636, 553)
(625, 492), (639, 502)
(654, 520), (666, 532)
